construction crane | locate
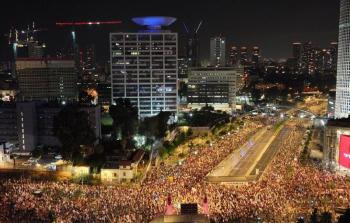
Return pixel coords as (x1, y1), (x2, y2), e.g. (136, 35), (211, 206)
(56, 20), (122, 27)
(183, 20), (203, 67)
(55, 19), (122, 44)
(7, 22), (47, 45)
(55, 19), (122, 72)
(6, 22), (47, 59)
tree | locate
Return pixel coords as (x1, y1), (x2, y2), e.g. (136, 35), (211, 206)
(53, 105), (95, 163)
(109, 98), (138, 151)
(251, 87), (262, 103)
(48, 210), (56, 223)
(139, 111), (171, 140)
(338, 208), (350, 223)
(296, 217), (305, 223)
(319, 211), (332, 223)
(200, 105), (214, 112)
(79, 90), (94, 104)
(156, 111), (171, 139)
(310, 208), (318, 223)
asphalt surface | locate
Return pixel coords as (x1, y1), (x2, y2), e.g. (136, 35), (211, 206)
(248, 126), (290, 177)
(228, 128), (276, 176)
(207, 123), (291, 184)
(208, 127), (269, 177)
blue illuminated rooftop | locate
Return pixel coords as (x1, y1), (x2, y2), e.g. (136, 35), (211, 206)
(132, 16), (177, 30)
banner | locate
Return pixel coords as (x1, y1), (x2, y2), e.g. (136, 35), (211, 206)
(339, 135), (350, 169)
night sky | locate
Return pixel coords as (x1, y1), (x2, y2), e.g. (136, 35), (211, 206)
(0, 0), (340, 61)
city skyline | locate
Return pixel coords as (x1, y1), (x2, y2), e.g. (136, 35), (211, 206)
(2, 1), (350, 223)
(0, 0), (340, 61)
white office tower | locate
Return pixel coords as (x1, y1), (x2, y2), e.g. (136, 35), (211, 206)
(110, 17), (178, 117)
(210, 36), (226, 67)
(335, 0), (350, 118)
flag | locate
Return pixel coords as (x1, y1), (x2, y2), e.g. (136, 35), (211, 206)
(202, 195), (209, 215)
(165, 194), (176, 215)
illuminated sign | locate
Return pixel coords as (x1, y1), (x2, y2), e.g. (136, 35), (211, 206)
(339, 135), (350, 169)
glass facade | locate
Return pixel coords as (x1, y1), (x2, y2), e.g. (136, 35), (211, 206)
(335, 0), (350, 118)
(110, 33), (178, 117)
(187, 68), (239, 111)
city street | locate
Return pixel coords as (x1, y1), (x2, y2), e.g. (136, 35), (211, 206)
(207, 122), (285, 183)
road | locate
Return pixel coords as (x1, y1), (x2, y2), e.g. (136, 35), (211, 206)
(228, 127), (277, 177)
(208, 126), (270, 177)
(248, 126), (290, 178)
(207, 121), (287, 183)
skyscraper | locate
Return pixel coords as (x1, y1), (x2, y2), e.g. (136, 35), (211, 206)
(229, 46), (239, 67)
(330, 42), (338, 72)
(186, 34), (200, 67)
(301, 41), (313, 74)
(240, 47), (248, 66)
(251, 46), (260, 66)
(335, 0), (350, 118)
(110, 17), (178, 117)
(210, 36), (226, 67)
(183, 21), (202, 67)
(292, 42), (302, 66)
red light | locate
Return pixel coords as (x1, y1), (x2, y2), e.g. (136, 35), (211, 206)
(56, 20), (122, 26)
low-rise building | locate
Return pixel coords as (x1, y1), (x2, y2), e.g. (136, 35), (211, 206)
(187, 67), (243, 112)
(324, 118), (350, 175)
(0, 142), (13, 165)
(101, 150), (144, 183)
(0, 102), (101, 151)
(0, 103), (18, 143)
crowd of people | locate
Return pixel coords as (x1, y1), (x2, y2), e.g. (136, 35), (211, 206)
(1, 118), (350, 223)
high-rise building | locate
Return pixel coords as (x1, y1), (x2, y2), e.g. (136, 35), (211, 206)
(79, 45), (104, 86)
(323, 118), (350, 174)
(251, 46), (260, 66)
(210, 36), (226, 67)
(178, 57), (190, 79)
(301, 41), (314, 74)
(110, 17), (178, 117)
(314, 48), (330, 73)
(16, 58), (78, 102)
(186, 34), (200, 67)
(240, 47), (249, 66)
(229, 46), (240, 67)
(330, 42), (338, 72)
(335, 0), (350, 118)
(81, 44), (97, 70)
(178, 57), (190, 104)
(292, 42), (302, 67)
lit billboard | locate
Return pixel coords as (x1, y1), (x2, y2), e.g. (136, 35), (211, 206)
(339, 135), (350, 169)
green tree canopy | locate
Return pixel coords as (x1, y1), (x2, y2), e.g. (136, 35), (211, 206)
(319, 211), (332, 223)
(53, 105), (95, 163)
(139, 111), (171, 140)
(109, 98), (138, 151)
(338, 209), (350, 223)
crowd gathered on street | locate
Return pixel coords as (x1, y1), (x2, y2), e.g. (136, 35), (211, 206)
(1, 118), (350, 223)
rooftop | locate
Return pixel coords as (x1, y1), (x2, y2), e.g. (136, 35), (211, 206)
(327, 117), (350, 128)
(16, 57), (74, 62)
(191, 67), (242, 71)
(132, 16), (177, 30)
